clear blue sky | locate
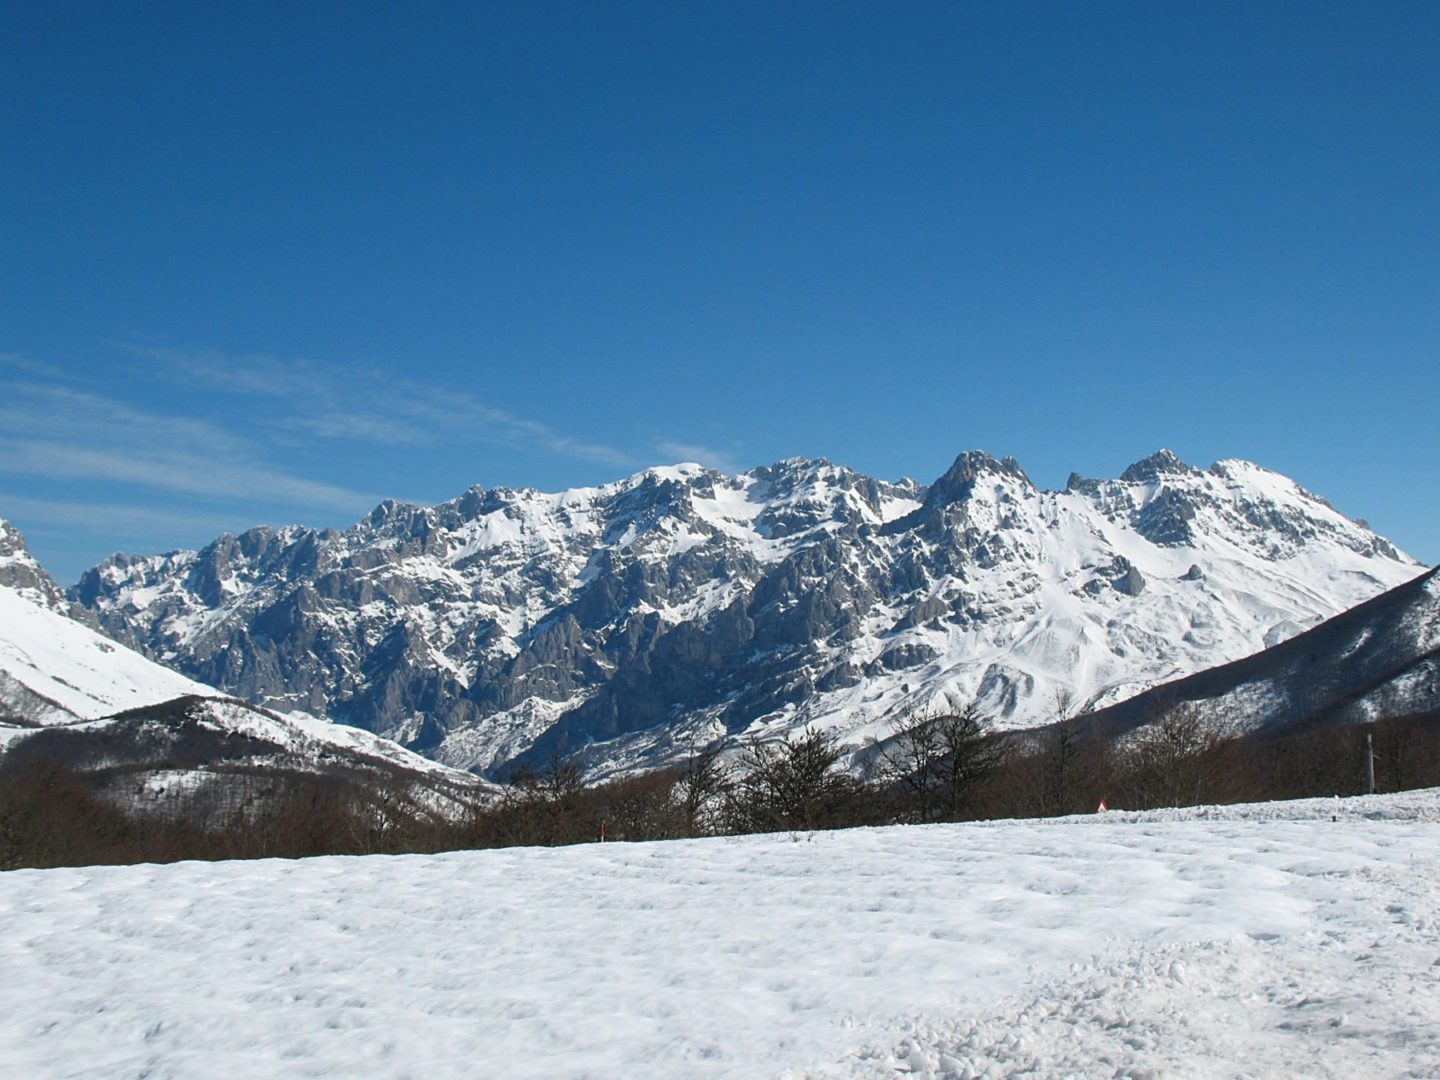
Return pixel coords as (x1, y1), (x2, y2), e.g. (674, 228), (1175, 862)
(3, 1), (1436, 583)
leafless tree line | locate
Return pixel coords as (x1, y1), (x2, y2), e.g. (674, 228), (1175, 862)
(5, 695), (1439, 869)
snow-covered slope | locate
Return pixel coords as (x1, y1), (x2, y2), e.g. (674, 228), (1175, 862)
(2, 788), (1437, 1078)
(0, 582), (213, 726)
(1081, 564), (1440, 739)
(0, 578), (482, 795)
(69, 450), (1422, 775)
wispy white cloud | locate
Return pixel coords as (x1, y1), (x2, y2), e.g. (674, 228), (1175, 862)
(655, 440), (743, 474)
(120, 343), (347, 400)
(275, 411), (438, 447)
(0, 341), (685, 578)
(125, 343), (635, 466)
(0, 346), (650, 578)
(0, 352), (65, 378)
(0, 381), (248, 457)
(0, 378), (379, 514)
(0, 493), (244, 544)
(0, 439), (375, 512)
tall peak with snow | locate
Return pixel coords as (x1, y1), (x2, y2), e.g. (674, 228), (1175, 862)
(928, 450), (1034, 502)
(0, 517), (103, 630)
(1120, 448), (1201, 483)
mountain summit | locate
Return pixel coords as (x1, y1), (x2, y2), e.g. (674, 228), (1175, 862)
(66, 450), (1421, 776)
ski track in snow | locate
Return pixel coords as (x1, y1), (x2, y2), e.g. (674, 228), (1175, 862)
(2, 793), (1438, 1079)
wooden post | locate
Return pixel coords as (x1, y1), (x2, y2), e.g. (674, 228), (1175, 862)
(1365, 733), (1375, 796)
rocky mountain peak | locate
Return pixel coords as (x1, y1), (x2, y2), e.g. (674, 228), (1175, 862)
(929, 451), (1033, 503)
(448, 485), (490, 521)
(365, 498), (423, 531)
(884, 452), (1034, 534)
(1119, 448), (1201, 484)
(0, 517), (68, 611)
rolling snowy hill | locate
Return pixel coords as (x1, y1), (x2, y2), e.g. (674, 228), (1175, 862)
(0, 581), (214, 727)
(68, 449), (1421, 776)
(2, 788), (1437, 1078)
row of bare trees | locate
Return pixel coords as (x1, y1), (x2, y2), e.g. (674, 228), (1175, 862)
(6, 695), (1438, 869)
(996, 695), (1440, 818)
(0, 763), (450, 870)
(873, 703), (1005, 822)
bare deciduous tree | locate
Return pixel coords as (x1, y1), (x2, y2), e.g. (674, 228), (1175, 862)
(725, 727), (857, 833)
(1117, 699), (1219, 808)
(876, 702), (1005, 822)
(675, 739), (731, 837)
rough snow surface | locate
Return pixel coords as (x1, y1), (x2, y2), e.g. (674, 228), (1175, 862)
(3, 790), (1438, 1078)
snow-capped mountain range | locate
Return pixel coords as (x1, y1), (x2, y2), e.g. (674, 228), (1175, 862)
(61, 448), (1424, 777)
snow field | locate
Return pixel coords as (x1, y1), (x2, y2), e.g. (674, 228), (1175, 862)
(1, 793), (1437, 1078)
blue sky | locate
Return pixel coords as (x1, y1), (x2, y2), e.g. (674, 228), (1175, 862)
(3, 1), (1436, 583)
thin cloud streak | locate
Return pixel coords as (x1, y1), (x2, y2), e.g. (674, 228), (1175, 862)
(0, 493), (245, 543)
(0, 379), (253, 458)
(0, 377), (379, 513)
(0, 352), (67, 378)
(0, 439), (376, 513)
(127, 343), (636, 467)
(121, 344), (346, 401)
(274, 411), (439, 448)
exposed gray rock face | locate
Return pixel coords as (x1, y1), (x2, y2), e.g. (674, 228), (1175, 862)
(1115, 563), (1147, 597)
(0, 518), (99, 629)
(64, 452), (1423, 777)
(0, 518), (67, 610)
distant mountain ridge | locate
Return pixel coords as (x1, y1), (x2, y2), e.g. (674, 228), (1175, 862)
(58, 448), (1422, 777)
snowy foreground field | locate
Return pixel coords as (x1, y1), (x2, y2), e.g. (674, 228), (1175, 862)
(4, 793), (1439, 1079)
